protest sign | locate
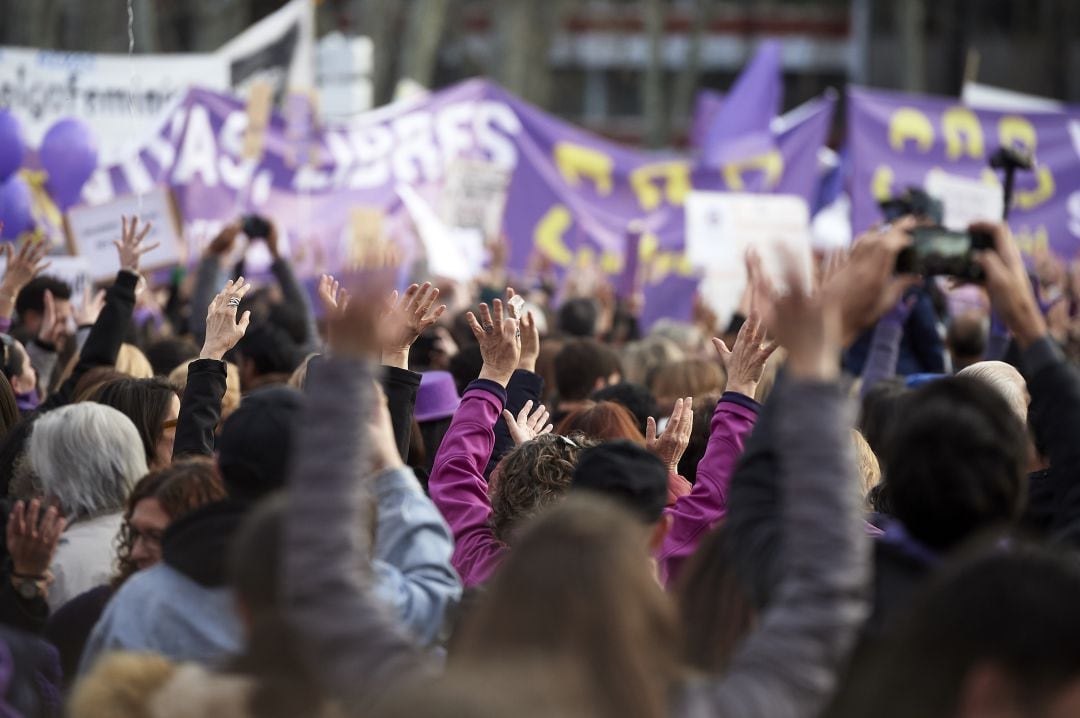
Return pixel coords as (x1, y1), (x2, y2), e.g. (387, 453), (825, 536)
(0, 0), (314, 163)
(924, 170), (1005, 229)
(440, 158), (511, 240)
(65, 185), (183, 280)
(849, 86), (1080, 259)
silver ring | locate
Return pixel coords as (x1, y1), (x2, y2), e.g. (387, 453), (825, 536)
(227, 297), (241, 308)
(482, 323), (495, 334)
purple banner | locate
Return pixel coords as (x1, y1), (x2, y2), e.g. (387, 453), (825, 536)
(849, 86), (1080, 258)
(84, 79), (835, 324)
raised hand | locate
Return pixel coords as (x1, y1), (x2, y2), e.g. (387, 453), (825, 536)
(466, 298), (521, 387)
(205, 221), (242, 258)
(820, 218), (920, 347)
(972, 220), (1047, 349)
(0, 237), (50, 298)
(200, 277), (253, 360)
(712, 313), (777, 398)
(381, 282), (446, 357)
(7, 499), (66, 580)
(646, 396), (693, 473)
(502, 400), (553, 446)
(505, 287), (540, 373)
(114, 215), (158, 273)
(37, 289), (70, 349)
(74, 286), (107, 327)
(318, 274), (350, 320)
(754, 247), (842, 382)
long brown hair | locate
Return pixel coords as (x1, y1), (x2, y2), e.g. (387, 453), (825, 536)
(113, 458), (226, 588)
(555, 401), (644, 444)
(454, 495), (681, 718)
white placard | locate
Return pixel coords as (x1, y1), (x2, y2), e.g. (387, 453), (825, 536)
(65, 186), (182, 281)
(399, 185), (484, 282)
(0, 0), (315, 164)
(687, 190), (811, 279)
(440, 158), (511, 240)
(0, 255), (92, 308)
(924, 169), (1004, 230)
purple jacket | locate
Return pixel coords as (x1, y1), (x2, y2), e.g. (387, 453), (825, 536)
(429, 381), (758, 589)
(659, 392), (759, 585)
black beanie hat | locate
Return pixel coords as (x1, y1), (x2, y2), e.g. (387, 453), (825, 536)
(217, 385), (303, 501)
(571, 440), (669, 524)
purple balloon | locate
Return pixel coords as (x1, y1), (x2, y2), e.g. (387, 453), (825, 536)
(0, 111), (24, 185)
(0, 176), (33, 239)
(40, 118), (98, 210)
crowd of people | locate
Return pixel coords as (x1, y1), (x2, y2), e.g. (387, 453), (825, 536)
(0, 206), (1076, 718)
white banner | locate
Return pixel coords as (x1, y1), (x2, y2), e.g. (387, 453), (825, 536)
(0, 0), (314, 164)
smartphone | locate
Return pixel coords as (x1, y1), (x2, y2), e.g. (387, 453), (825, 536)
(242, 214), (272, 239)
(895, 226), (995, 281)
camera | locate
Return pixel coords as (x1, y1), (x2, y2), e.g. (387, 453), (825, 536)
(242, 214), (272, 240)
(894, 226), (995, 281)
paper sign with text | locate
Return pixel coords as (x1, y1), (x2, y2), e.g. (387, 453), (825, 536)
(441, 158), (511, 241)
(686, 191), (811, 291)
(924, 170), (1005, 230)
(65, 186), (183, 281)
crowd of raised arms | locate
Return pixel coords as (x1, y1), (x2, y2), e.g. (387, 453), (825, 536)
(0, 210), (1076, 718)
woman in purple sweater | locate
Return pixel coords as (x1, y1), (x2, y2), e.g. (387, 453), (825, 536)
(428, 300), (772, 588)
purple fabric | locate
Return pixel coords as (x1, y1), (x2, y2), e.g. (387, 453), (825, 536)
(86, 81), (834, 329)
(659, 391), (760, 586)
(427, 381), (509, 588)
(860, 311), (907, 398)
(15, 390), (38, 412)
(701, 40), (783, 166)
(415, 371), (462, 423)
(849, 86), (1080, 256)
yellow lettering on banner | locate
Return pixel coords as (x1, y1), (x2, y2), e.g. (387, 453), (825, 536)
(871, 165), (895, 202)
(888, 108), (935, 152)
(534, 205), (574, 266)
(554, 142), (614, 195)
(600, 250), (622, 274)
(630, 161), (692, 211)
(1014, 225), (1049, 256)
(639, 233), (659, 263)
(999, 116), (1038, 153)
(1015, 166), (1055, 210)
(942, 107), (984, 160)
(721, 151), (783, 191)
(576, 246), (596, 269)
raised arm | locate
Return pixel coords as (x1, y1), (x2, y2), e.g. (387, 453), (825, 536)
(172, 278), (252, 459)
(39, 217), (154, 412)
(657, 316), (771, 585)
(284, 301), (427, 709)
(265, 222), (319, 354)
(189, 223), (237, 344)
(427, 299), (520, 588)
(0, 236), (49, 332)
(686, 245), (870, 718)
(859, 298), (912, 395)
(971, 221), (1080, 546)
(489, 301), (543, 475)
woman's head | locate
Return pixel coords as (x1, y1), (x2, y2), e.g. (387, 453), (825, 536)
(885, 377), (1027, 550)
(649, 359), (725, 413)
(489, 433), (592, 544)
(555, 401), (644, 444)
(93, 378), (181, 469)
(853, 429), (882, 508)
(621, 336), (684, 387)
(675, 525), (755, 673)
(832, 541), (1080, 718)
(72, 367), (127, 404)
(115, 458), (226, 584)
(28, 403), (147, 521)
(455, 495), (679, 718)
(115, 343), (154, 379)
(0, 334), (37, 397)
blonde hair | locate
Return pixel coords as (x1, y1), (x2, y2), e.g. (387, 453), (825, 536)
(168, 361), (242, 420)
(288, 354), (320, 391)
(853, 429), (881, 507)
(621, 337), (685, 386)
(957, 360), (1029, 423)
(115, 343), (154, 379)
(70, 652), (176, 718)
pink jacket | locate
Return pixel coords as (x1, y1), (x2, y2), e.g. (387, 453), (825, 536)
(428, 381), (758, 589)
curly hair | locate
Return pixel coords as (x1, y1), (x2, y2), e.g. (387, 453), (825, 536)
(489, 433), (595, 544)
(112, 458), (226, 588)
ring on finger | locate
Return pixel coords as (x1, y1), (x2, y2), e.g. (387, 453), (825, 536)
(482, 323), (495, 333)
(227, 297), (242, 308)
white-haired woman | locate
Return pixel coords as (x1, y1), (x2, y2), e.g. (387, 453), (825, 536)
(29, 402), (148, 610)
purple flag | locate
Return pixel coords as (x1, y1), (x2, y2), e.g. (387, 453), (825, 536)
(701, 40), (783, 166)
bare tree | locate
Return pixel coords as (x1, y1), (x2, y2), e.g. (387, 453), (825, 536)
(495, 0), (567, 106)
(642, 0), (668, 148)
(894, 0), (926, 92)
(366, 0), (406, 105)
(399, 0), (454, 89)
